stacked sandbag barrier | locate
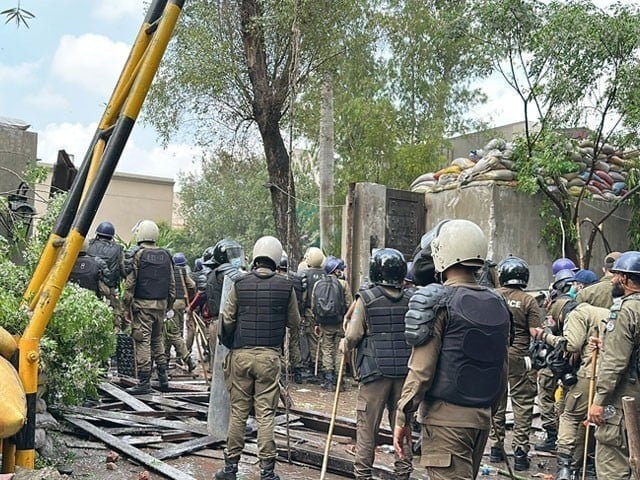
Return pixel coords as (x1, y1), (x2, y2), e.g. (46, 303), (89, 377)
(411, 138), (637, 199)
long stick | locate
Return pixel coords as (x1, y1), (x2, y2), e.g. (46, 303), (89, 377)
(191, 312), (210, 387)
(582, 338), (599, 480)
(314, 332), (321, 377)
(320, 353), (346, 480)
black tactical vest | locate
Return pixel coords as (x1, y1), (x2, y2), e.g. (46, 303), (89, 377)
(134, 248), (172, 300)
(206, 269), (224, 316)
(232, 271), (292, 349)
(427, 286), (510, 408)
(288, 272), (305, 315)
(69, 255), (100, 293)
(303, 267), (325, 309)
(174, 265), (188, 301)
(87, 238), (122, 288)
(356, 286), (413, 384)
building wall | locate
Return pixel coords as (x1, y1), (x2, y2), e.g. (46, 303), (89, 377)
(36, 165), (174, 243)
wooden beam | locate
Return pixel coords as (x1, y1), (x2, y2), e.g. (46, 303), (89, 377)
(623, 396), (640, 479)
(137, 394), (209, 414)
(154, 435), (221, 460)
(99, 382), (155, 412)
(64, 417), (198, 480)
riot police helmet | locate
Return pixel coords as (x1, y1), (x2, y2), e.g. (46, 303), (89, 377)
(173, 252), (187, 266)
(304, 247), (325, 268)
(134, 220), (159, 244)
(213, 239), (244, 267)
(252, 236), (283, 270)
(552, 268), (575, 291)
(279, 253), (289, 271)
(610, 251), (640, 275)
(498, 256), (530, 288)
(324, 257), (342, 275)
(96, 221), (115, 240)
(202, 246), (217, 266)
(431, 219), (487, 273)
(369, 248), (407, 288)
(552, 257), (577, 275)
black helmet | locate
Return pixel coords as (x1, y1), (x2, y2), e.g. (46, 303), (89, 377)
(498, 256), (529, 288)
(279, 254), (289, 271)
(96, 221), (115, 239)
(202, 246), (217, 266)
(213, 239), (244, 267)
(369, 248), (407, 287)
(610, 251), (640, 275)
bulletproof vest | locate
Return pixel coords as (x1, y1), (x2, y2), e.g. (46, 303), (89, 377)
(427, 286), (510, 408)
(174, 265), (188, 301)
(287, 272), (305, 315)
(232, 271), (292, 349)
(303, 267), (325, 309)
(69, 255), (100, 293)
(133, 247), (172, 300)
(356, 286), (412, 384)
(205, 269), (224, 316)
(87, 238), (122, 288)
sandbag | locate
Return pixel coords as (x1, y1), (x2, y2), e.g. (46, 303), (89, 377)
(609, 155), (627, 167)
(451, 157), (475, 169)
(433, 165), (462, 179)
(612, 181), (627, 195)
(567, 178), (586, 188)
(500, 159), (515, 170)
(568, 186), (584, 197)
(609, 171), (626, 182)
(410, 172), (436, 189)
(594, 160), (610, 172)
(595, 170), (614, 185)
(0, 355), (27, 438)
(0, 326), (17, 359)
(586, 184), (602, 195)
(579, 140), (595, 148)
(562, 171), (580, 181)
(475, 169), (517, 181)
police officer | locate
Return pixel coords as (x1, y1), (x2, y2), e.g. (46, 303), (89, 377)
(393, 219), (511, 479)
(124, 220), (175, 394)
(164, 252), (197, 371)
(489, 256), (542, 471)
(87, 221), (126, 329)
(313, 256), (352, 391)
(215, 236), (300, 480)
(69, 238), (110, 297)
(298, 247), (326, 378)
(276, 254), (304, 384)
(555, 300), (608, 480)
(576, 252), (621, 308)
(341, 248), (413, 480)
(587, 251), (640, 480)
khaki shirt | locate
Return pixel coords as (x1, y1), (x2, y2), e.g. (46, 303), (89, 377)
(576, 276), (614, 308)
(395, 274), (507, 429)
(221, 267), (300, 349)
(498, 286), (542, 356)
(124, 243), (176, 311)
(563, 303), (608, 377)
(593, 295), (640, 406)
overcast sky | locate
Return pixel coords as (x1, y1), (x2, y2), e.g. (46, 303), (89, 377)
(0, 0), (629, 183)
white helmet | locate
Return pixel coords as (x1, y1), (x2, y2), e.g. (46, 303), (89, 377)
(134, 220), (159, 244)
(252, 236), (283, 269)
(431, 219), (487, 273)
(304, 247), (325, 268)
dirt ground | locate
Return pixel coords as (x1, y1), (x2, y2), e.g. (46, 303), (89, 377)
(40, 367), (569, 480)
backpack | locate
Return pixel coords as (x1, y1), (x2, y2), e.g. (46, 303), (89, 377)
(312, 275), (346, 325)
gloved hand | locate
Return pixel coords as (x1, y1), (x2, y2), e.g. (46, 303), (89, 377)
(166, 309), (175, 320)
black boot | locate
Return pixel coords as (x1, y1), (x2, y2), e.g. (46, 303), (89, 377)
(535, 428), (557, 452)
(185, 356), (197, 372)
(127, 371), (151, 395)
(513, 447), (530, 471)
(489, 446), (504, 463)
(215, 454), (239, 480)
(157, 364), (170, 391)
(260, 458), (280, 480)
(555, 453), (572, 480)
(293, 368), (303, 384)
(323, 371), (336, 392)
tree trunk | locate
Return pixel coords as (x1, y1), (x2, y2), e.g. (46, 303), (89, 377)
(318, 73), (335, 253)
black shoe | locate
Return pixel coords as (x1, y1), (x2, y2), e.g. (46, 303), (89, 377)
(489, 446), (504, 463)
(513, 447), (530, 471)
(157, 364), (170, 391)
(215, 455), (239, 480)
(534, 430), (557, 452)
(186, 357), (197, 372)
(555, 453), (572, 480)
(293, 368), (303, 384)
(260, 459), (280, 480)
(126, 371), (151, 395)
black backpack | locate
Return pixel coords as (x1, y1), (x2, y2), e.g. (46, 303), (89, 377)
(312, 275), (346, 325)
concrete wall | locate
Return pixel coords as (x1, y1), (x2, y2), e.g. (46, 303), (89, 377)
(36, 165), (174, 243)
(425, 182), (630, 290)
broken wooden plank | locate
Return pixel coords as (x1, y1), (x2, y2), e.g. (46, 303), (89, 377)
(99, 381), (156, 412)
(64, 416), (198, 480)
(64, 406), (209, 435)
(154, 435), (221, 460)
(121, 435), (164, 446)
(137, 394), (209, 414)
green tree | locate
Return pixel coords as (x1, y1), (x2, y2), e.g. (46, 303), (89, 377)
(475, 0), (640, 266)
(145, 0), (355, 262)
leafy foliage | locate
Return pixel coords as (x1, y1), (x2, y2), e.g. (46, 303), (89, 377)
(0, 192), (115, 405)
(2, 2), (34, 28)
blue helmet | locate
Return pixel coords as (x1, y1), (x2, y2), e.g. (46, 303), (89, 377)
(569, 269), (598, 285)
(610, 251), (640, 275)
(324, 257), (342, 275)
(552, 257), (577, 275)
(173, 252), (187, 266)
(96, 221), (115, 239)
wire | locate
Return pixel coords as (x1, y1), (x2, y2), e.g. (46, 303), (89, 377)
(269, 182), (343, 209)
